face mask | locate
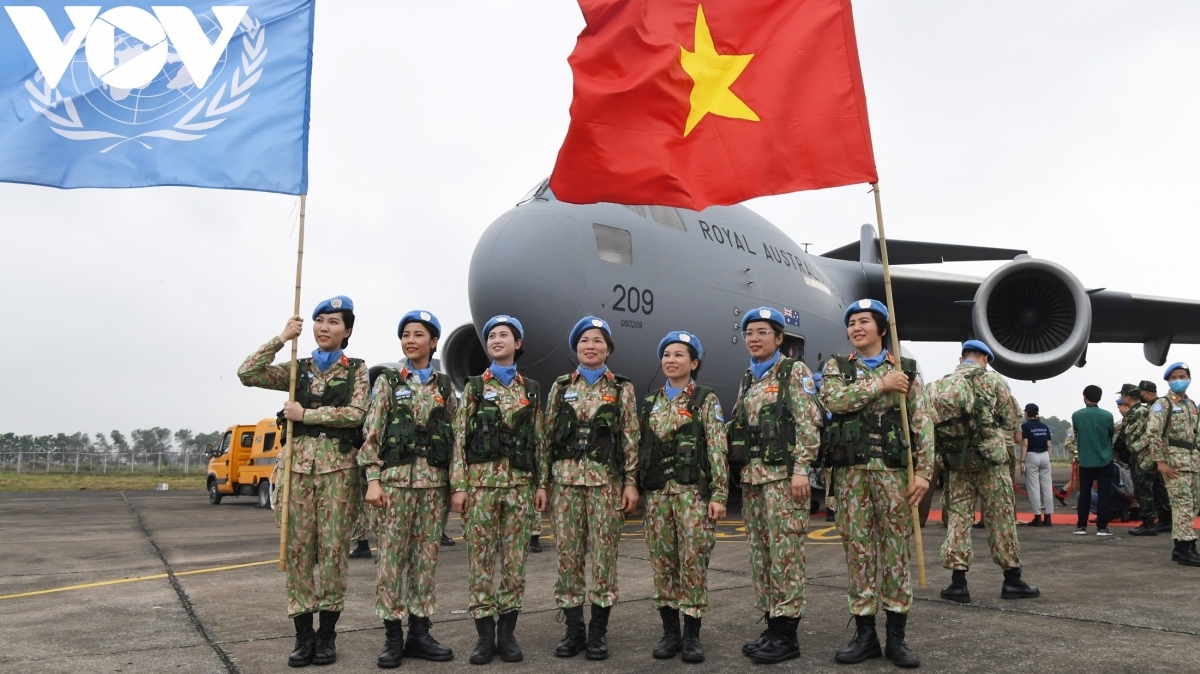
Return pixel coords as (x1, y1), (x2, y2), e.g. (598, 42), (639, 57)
(1169, 379), (1190, 394)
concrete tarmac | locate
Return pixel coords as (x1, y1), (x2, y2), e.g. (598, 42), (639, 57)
(2, 478), (1199, 674)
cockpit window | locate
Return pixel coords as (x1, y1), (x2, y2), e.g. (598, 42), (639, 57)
(592, 224), (632, 266)
(648, 206), (686, 231)
(623, 205), (647, 217)
(517, 178), (552, 205)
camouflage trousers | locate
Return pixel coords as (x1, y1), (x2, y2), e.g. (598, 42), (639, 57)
(743, 478), (809, 618)
(1132, 452), (1171, 522)
(550, 482), (623, 608)
(351, 474), (376, 542)
(941, 465), (1021, 571)
(373, 484), (448, 621)
(530, 502), (545, 539)
(833, 467), (914, 616)
(463, 486), (533, 619)
(1163, 469), (1200, 542)
(643, 486), (715, 618)
(280, 468), (358, 618)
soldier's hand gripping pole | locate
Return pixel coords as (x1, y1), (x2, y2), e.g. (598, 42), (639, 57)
(278, 194), (307, 573)
(872, 182), (927, 588)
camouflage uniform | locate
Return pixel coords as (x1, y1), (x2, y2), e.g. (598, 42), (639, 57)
(820, 352), (934, 616)
(926, 361), (1023, 572)
(238, 337), (368, 618)
(733, 358), (822, 619)
(640, 382), (730, 618)
(1123, 402), (1161, 521)
(451, 370), (542, 619)
(1145, 392), (1200, 542)
(539, 370), (639, 609)
(358, 363), (456, 621)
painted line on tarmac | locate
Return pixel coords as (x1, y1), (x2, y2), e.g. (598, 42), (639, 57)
(0, 559), (279, 601)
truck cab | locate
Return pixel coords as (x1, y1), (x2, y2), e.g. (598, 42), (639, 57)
(206, 417), (280, 507)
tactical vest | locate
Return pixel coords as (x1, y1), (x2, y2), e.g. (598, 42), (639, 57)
(550, 373), (631, 481)
(1157, 396), (1198, 450)
(933, 367), (1001, 471)
(727, 358), (798, 473)
(380, 369), (454, 470)
(638, 386), (714, 498)
(286, 357), (365, 455)
(821, 355), (916, 470)
(464, 374), (540, 477)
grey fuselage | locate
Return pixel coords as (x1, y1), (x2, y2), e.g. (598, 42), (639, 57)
(466, 192), (874, 409)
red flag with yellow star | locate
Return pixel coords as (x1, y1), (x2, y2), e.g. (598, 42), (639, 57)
(550, 0), (878, 210)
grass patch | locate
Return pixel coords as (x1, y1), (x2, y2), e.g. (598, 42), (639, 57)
(0, 473), (207, 492)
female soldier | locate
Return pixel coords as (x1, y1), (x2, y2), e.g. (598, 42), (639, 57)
(639, 331), (728, 663)
(728, 307), (821, 665)
(819, 299), (931, 669)
(450, 315), (543, 665)
(237, 296), (369, 667)
(360, 311), (456, 667)
(538, 316), (640, 661)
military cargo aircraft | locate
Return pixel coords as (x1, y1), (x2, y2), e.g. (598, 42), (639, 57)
(438, 178), (1200, 409)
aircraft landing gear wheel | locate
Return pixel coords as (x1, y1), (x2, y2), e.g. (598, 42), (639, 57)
(208, 481), (223, 505)
(257, 481), (271, 509)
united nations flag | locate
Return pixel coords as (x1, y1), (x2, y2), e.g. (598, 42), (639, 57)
(0, 1), (314, 194)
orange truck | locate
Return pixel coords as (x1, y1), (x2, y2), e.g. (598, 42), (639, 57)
(206, 417), (280, 507)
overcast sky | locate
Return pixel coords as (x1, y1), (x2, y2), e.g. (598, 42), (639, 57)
(5, 1), (1200, 437)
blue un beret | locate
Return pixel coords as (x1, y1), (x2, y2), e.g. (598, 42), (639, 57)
(483, 315), (523, 341)
(962, 339), (995, 360)
(569, 316), (613, 351)
(658, 331), (703, 360)
(843, 298), (889, 326)
(313, 295), (354, 319)
(1164, 362), (1191, 380)
(398, 310), (441, 339)
(741, 306), (785, 332)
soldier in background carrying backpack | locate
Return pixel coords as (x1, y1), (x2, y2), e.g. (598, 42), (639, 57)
(537, 317), (640, 661)
(820, 299), (930, 669)
(237, 296), (369, 668)
(727, 307), (822, 665)
(639, 331), (729, 664)
(927, 340), (1040, 605)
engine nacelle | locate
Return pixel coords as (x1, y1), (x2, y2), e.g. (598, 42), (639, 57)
(971, 257), (1091, 380)
(441, 323), (489, 390)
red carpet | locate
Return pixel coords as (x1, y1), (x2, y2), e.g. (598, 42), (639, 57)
(924, 510), (1200, 528)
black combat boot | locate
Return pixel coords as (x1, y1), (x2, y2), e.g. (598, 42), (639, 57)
(349, 539), (372, 558)
(440, 532), (456, 546)
(652, 607), (681, 659)
(555, 606), (587, 658)
(883, 611), (919, 668)
(939, 569), (970, 603)
(313, 611), (340, 665)
(529, 535), (542, 553)
(377, 619), (403, 669)
(834, 614), (882, 664)
(750, 616), (801, 664)
(1000, 567), (1040, 599)
(496, 611), (523, 662)
(585, 604), (611, 660)
(1129, 518), (1158, 536)
(288, 613), (316, 668)
(742, 613), (772, 656)
(681, 615), (705, 663)
(469, 616), (496, 665)
(405, 616), (453, 661)
(1157, 519), (1173, 533)
(1172, 540), (1200, 566)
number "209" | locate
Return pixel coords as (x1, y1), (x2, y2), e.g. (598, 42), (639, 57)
(612, 284), (654, 315)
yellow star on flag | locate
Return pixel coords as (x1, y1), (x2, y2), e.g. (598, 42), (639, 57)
(679, 5), (760, 137)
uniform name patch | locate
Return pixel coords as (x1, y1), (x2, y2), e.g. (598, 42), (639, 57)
(564, 391), (579, 402)
(395, 389), (413, 400)
(483, 390), (499, 401)
(765, 386), (779, 394)
(602, 395), (617, 404)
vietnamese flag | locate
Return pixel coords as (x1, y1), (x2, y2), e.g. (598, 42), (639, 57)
(550, 0), (878, 211)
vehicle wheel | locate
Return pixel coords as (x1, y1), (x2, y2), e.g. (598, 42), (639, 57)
(257, 480), (271, 509)
(208, 481), (223, 505)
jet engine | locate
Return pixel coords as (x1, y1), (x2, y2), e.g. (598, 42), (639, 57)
(971, 257), (1092, 380)
(441, 323), (489, 390)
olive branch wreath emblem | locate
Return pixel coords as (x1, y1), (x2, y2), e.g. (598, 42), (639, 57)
(25, 14), (267, 153)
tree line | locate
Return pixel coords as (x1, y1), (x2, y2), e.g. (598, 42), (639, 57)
(0, 429), (223, 460)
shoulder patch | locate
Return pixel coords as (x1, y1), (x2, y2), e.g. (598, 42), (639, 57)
(802, 376), (816, 395)
(713, 400), (724, 423)
(1153, 403), (1163, 412)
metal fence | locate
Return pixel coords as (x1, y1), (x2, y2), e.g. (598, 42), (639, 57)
(0, 450), (210, 474)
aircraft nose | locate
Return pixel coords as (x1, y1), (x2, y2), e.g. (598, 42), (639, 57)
(468, 209), (585, 366)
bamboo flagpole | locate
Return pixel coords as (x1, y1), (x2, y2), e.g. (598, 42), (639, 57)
(278, 194), (307, 572)
(871, 182), (927, 588)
